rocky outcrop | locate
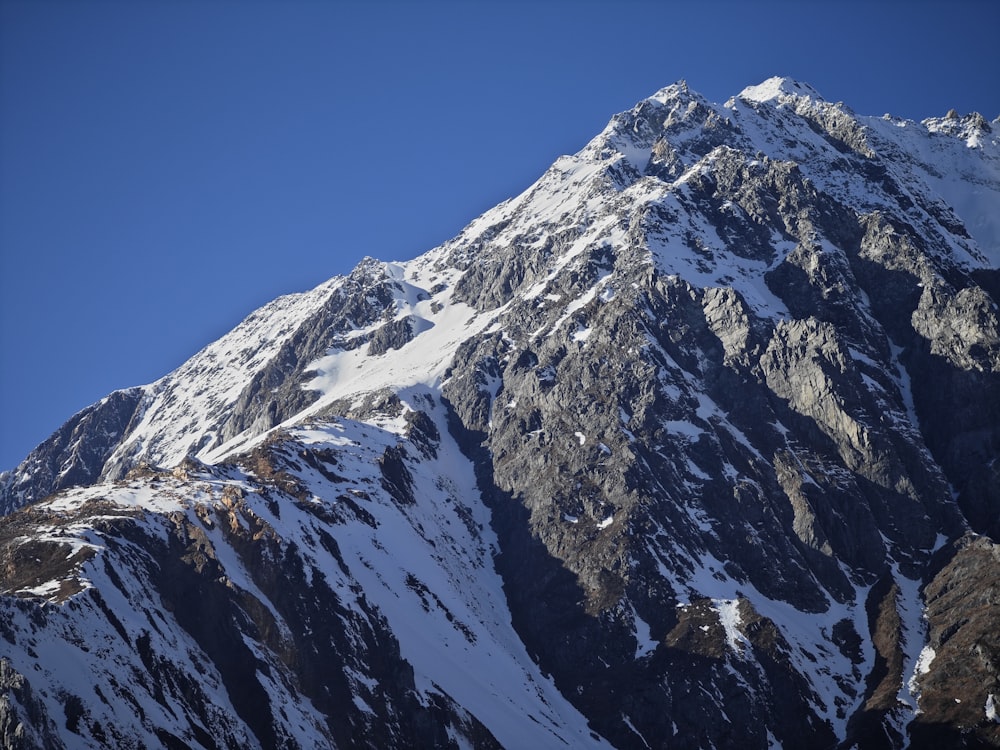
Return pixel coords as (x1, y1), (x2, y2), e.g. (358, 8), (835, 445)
(438, 79), (999, 747)
(909, 535), (1000, 748)
(0, 659), (61, 750)
(0, 388), (143, 515)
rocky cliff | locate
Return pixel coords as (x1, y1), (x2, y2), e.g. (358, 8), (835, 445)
(1, 77), (998, 749)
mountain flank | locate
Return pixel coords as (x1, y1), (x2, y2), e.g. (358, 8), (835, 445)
(2, 77), (999, 749)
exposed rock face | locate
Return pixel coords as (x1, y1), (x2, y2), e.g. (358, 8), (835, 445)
(0, 389), (144, 515)
(1, 77), (998, 748)
(908, 535), (1000, 748)
(0, 658), (61, 750)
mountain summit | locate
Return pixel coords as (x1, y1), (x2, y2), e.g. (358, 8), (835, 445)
(2, 79), (999, 749)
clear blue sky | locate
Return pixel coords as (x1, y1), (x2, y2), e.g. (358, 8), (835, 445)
(2, 0), (998, 471)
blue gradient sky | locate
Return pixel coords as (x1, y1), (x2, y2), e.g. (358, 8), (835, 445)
(2, 0), (998, 470)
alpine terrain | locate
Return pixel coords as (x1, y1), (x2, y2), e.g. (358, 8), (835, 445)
(2, 77), (999, 749)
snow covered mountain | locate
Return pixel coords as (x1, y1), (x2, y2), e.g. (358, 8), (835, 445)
(2, 77), (999, 749)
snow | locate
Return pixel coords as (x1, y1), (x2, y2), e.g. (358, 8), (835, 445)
(665, 420), (703, 439)
(639, 187), (793, 319)
(737, 77), (823, 104)
(647, 81), (693, 107)
(49, 483), (188, 515)
(727, 75), (999, 275)
(622, 713), (653, 748)
(198, 268), (507, 464)
(104, 276), (345, 471)
(16, 578), (64, 599)
(895, 561), (931, 713)
(30, 70), (990, 492)
(572, 324), (593, 343)
(712, 598), (749, 656)
(304, 279), (486, 398)
(631, 605), (658, 659)
(907, 645), (936, 711)
(987, 693), (999, 723)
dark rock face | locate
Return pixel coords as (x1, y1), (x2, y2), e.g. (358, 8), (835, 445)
(2, 79), (999, 748)
(0, 657), (61, 750)
(441, 81), (999, 748)
(0, 388), (144, 515)
(909, 536), (1000, 749)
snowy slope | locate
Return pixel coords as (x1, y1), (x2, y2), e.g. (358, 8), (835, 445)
(103, 276), (344, 471)
(1, 397), (612, 748)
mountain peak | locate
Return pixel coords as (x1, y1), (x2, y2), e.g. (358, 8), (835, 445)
(737, 76), (824, 104)
(647, 79), (692, 104)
